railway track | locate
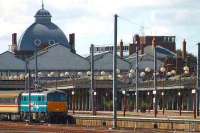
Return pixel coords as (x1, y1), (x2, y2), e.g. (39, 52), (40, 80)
(0, 121), (130, 133)
(0, 121), (195, 133)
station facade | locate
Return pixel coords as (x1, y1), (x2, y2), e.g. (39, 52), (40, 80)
(0, 5), (197, 112)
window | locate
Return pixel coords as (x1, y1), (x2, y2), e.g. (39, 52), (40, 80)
(48, 40), (55, 45)
(38, 96), (42, 101)
(172, 37), (175, 42)
(163, 37), (167, 42)
(23, 96), (27, 101)
(0, 97), (16, 104)
(48, 92), (67, 102)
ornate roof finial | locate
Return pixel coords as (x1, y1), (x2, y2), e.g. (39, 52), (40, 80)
(42, 0), (44, 9)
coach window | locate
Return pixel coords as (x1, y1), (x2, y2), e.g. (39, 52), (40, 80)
(38, 96), (41, 101)
(22, 96), (26, 101)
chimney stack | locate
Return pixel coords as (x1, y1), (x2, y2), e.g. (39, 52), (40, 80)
(152, 37), (157, 48)
(11, 33), (17, 53)
(182, 39), (186, 60)
(141, 43), (144, 55)
(12, 33), (17, 44)
(120, 40), (123, 58)
(69, 33), (76, 53)
(129, 43), (134, 56)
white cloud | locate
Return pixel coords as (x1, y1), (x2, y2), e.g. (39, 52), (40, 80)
(0, 0), (199, 55)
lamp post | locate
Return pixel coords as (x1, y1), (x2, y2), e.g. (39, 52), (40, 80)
(134, 34), (140, 113)
(129, 70), (134, 111)
(145, 67), (151, 113)
(177, 66), (189, 116)
(153, 90), (157, 116)
(197, 43), (200, 116)
(147, 91), (150, 112)
(122, 90), (126, 116)
(192, 89), (196, 119)
(152, 37), (157, 118)
(72, 90), (75, 114)
(87, 70), (93, 112)
(160, 67), (166, 115)
(113, 14), (118, 129)
(140, 71), (145, 111)
(178, 91), (181, 116)
(34, 39), (41, 91)
(93, 91), (97, 115)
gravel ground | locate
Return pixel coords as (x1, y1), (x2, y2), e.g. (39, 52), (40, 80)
(0, 121), (185, 133)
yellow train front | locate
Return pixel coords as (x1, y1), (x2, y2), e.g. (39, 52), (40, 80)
(46, 90), (68, 123)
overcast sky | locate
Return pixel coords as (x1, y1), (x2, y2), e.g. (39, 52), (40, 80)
(0, 0), (199, 56)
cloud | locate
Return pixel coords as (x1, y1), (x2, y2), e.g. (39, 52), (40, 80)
(0, 0), (199, 56)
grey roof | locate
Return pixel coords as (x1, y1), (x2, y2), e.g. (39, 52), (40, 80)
(0, 51), (25, 71)
(127, 53), (164, 70)
(130, 45), (176, 60)
(18, 7), (69, 51)
(90, 52), (131, 71)
(29, 44), (90, 71)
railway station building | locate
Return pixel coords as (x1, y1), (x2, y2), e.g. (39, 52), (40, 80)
(0, 5), (197, 113)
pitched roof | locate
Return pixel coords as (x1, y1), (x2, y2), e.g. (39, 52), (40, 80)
(129, 45), (176, 59)
(91, 52), (131, 71)
(127, 53), (164, 70)
(29, 44), (90, 71)
(0, 51), (25, 71)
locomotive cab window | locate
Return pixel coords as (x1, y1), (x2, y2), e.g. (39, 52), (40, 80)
(22, 96), (27, 101)
(47, 92), (67, 102)
(38, 96), (44, 101)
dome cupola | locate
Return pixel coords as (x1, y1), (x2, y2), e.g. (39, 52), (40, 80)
(18, 2), (70, 52)
(34, 3), (52, 23)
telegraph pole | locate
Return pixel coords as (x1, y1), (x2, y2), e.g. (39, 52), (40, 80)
(113, 14), (118, 129)
(90, 44), (95, 115)
(134, 34), (140, 112)
(152, 37), (157, 117)
(197, 43), (200, 116)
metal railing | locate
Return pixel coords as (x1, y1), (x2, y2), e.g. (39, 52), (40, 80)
(74, 115), (200, 131)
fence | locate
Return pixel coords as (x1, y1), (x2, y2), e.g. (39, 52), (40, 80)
(74, 115), (200, 131)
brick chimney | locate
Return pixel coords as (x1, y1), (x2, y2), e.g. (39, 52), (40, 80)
(11, 33), (17, 53)
(140, 36), (145, 55)
(141, 43), (144, 55)
(120, 40), (123, 58)
(129, 43), (134, 56)
(152, 37), (157, 48)
(182, 39), (186, 60)
(69, 33), (76, 53)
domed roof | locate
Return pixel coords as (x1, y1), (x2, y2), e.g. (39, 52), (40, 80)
(18, 7), (69, 51)
(35, 8), (51, 18)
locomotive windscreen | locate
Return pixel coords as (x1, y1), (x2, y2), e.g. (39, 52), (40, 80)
(47, 92), (67, 102)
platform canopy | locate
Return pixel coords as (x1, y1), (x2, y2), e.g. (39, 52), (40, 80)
(0, 51), (25, 71)
(127, 53), (164, 70)
(87, 52), (131, 71)
(29, 44), (90, 71)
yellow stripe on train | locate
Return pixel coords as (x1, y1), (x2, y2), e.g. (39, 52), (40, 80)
(0, 105), (19, 113)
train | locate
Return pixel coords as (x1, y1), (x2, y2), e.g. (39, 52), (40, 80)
(0, 89), (72, 123)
